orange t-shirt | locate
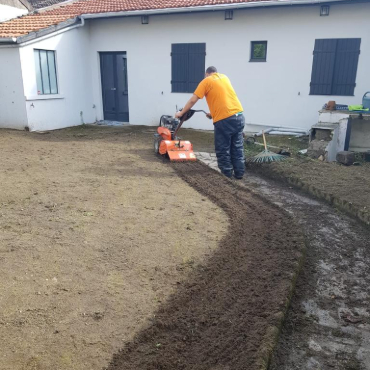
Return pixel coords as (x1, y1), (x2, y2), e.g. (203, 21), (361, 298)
(194, 73), (243, 123)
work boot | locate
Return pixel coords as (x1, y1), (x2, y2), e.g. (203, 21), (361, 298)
(221, 170), (233, 178)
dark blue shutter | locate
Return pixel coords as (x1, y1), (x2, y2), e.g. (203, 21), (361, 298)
(171, 43), (206, 93)
(171, 44), (189, 93)
(310, 39), (337, 95)
(332, 38), (361, 96)
(310, 38), (361, 96)
(188, 43), (206, 92)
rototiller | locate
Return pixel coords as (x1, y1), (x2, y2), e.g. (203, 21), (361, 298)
(154, 109), (209, 161)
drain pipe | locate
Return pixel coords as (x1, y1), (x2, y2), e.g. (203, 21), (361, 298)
(254, 126), (309, 136)
(255, 127), (309, 136)
(268, 130), (308, 136)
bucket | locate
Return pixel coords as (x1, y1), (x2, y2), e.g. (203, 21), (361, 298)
(363, 91), (370, 110)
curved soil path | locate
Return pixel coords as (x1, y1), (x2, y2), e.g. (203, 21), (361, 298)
(240, 173), (370, 370)
(107, 161), (305, 370)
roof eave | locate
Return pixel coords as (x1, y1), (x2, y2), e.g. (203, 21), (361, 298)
(80, 0), (350, 20)
(0, 17), (81, 45)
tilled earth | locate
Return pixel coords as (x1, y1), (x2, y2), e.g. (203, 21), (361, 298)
(107, 161), (305, 370)
(182, 129), (370, 370)
(0, 126), (228, 370)
(244, 174), (370, 370)
(0, 125), (305, 370)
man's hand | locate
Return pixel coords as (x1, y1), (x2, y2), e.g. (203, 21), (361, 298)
(206, 113), (212, 119)
(175, 95), (199, 120)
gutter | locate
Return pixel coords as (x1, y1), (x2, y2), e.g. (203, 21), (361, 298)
(0, 37), (17, 44)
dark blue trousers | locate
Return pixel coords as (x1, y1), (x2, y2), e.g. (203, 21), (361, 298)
(214, 114), (245, 178)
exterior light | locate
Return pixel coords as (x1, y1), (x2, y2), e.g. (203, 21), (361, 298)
(225, 10), (233, 20)
(320, 5), (330, 16)
(141, 15), (149, 24)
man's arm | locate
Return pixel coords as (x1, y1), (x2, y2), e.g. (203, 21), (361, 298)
(175, 94), (199, 119)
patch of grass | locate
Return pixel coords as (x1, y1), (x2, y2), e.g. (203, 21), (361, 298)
(255, 135), (308, 151)
(244, 134), (309, 160)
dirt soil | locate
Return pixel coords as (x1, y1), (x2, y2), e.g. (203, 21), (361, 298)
(185, 129), (370, 369)
(194, 130), (370, 217)
(107, 161), (305, 370)
(243, 133), (370, 220)
(0, 125), (228, 370)
(238, 174), (370, 370)
(0, 125), (305, 370)
(261, 157), (370, 218)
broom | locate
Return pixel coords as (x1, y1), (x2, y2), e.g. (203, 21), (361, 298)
(247, 131), (287, 163)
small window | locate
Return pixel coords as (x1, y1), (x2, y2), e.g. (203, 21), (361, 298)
(171, 43), (206, 93)
(34, 49), (58, 95)
(250, 41), (267, 62)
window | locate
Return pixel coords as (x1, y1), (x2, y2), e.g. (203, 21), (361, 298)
(34, 49), (58, 95)
(250, 41), (267, 62)
(310, 39), (361, 96)
(171, 43), (206, 93)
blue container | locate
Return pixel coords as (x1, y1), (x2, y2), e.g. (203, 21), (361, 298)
(363, 91), (370, 110)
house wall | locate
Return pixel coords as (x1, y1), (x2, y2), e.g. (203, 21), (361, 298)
(18, 26), (95, 131)
(1, 1), (369, 132)
(88, 2), (370, 131)
(0, 47), (28, 129)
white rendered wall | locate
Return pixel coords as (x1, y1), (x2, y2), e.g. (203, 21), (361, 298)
(19, 26), (95, 131)
(0, 47), (28, 129)
(0, 4), (27, 22)
(1, 2), (369, 131)
(88, 2), (370, 131)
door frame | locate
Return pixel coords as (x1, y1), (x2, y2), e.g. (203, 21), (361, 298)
(99, 51), (129, 122)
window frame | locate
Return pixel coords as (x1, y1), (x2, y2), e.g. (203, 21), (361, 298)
(34, 49), (59, 95)
(250, 41), (268, 62)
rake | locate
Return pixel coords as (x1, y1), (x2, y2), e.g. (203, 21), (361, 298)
(247, 131), (287, 163)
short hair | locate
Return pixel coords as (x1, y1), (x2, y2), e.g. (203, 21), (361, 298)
(206, 66), (217, 74)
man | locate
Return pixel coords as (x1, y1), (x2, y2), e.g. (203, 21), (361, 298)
(175, 66), (245, 179)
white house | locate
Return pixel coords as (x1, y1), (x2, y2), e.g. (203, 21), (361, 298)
(0, 0), (369, 132)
